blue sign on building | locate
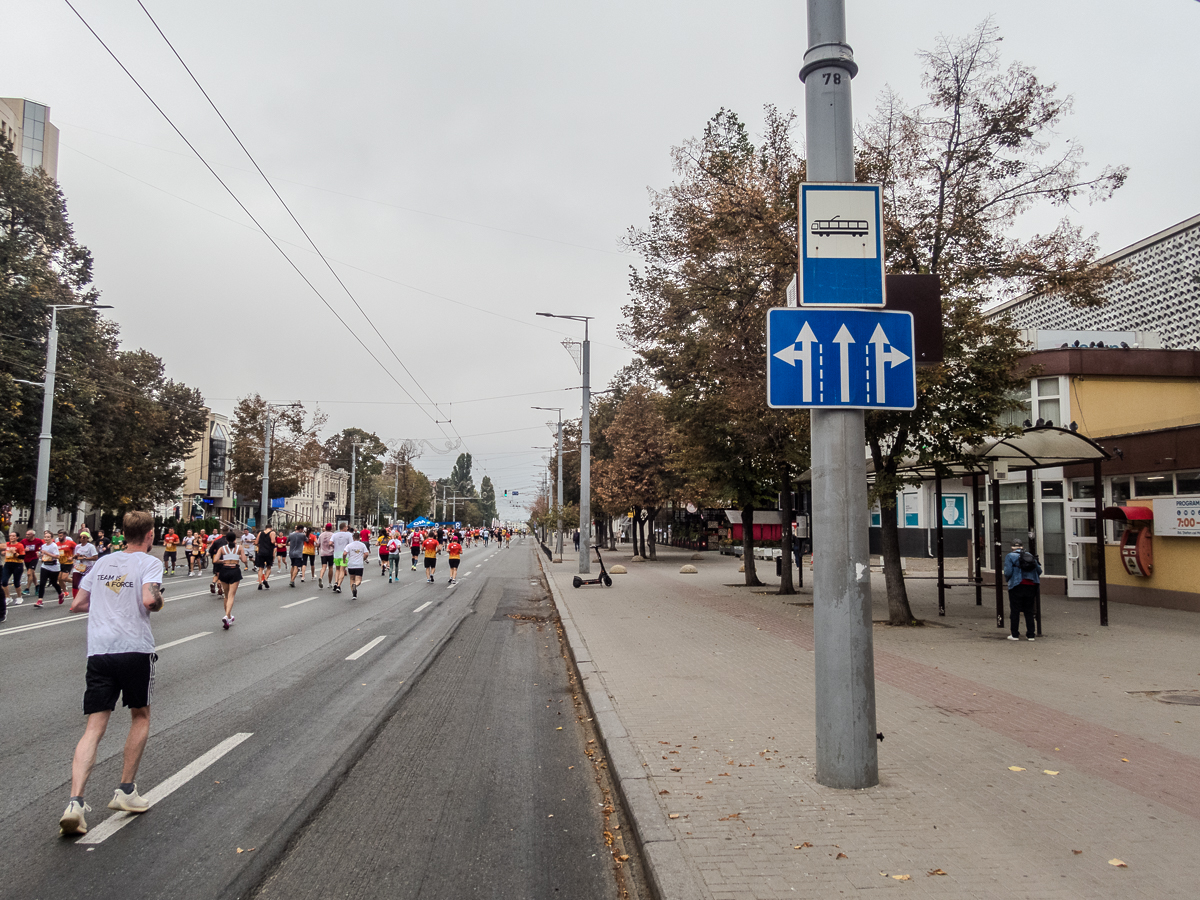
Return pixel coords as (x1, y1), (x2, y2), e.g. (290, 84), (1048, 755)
(767, 308), (917, 410)
(798, 183), (886, 307)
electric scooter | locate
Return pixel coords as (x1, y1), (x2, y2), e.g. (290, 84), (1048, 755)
(572, 545), (613, 588)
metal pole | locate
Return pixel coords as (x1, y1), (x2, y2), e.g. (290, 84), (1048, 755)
(804, 0), (877, 790)
(579, 322), (592, 574)
(260, 407), (271, 529)
(350, 444), (357, 527)
(1093, 459), (1108, 626)
(31, 308), (59, 536)
(556, 416), (564, 561)
(936, 469), (945, 616)
(992, 474), (1005, 628)
(1025, 467), (1041, 635)
(393, 460), (399, 525)
(972, 474), (983, 605)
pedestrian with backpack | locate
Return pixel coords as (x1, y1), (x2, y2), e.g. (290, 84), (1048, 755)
(1002, 540), (1041, 641)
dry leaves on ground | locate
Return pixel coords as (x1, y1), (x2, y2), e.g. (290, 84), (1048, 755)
(1109, 859), (1128, 868)
(836, 852), (848, 860)
(1008, 766), (1026, 771)
(718, 813), (741, 821)
(794, 843), (813, 849)
(927, 868), (947, 876)
(1043, 770), (1059, 775)
(892, 874), (911, 881)
(670, 767), (682, 772)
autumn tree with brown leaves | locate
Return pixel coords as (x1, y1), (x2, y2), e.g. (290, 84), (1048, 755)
(229, 395), (326, 516)
(858, 20), (1126, 624)
(622, 106), (810, 590)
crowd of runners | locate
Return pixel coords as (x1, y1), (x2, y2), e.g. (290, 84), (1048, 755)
(3, 520), (523, 630)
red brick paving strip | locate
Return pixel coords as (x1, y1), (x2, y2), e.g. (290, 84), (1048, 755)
(641, 567), (1200, 821)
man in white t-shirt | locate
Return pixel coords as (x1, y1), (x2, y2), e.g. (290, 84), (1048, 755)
(330, 523), (354, 594)
(58, 511), (164, 838)
(343, 537), (369, 598)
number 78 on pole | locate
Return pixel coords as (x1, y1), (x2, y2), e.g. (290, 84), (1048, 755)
(766, 308), (917, 410)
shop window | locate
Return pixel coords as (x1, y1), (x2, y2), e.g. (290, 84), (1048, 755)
(1071, 479), (1096, 500)
(999, 385), (1031, 427)
(1110, 478), (1131, 503)
(1040, 481), (1064, 499)
(1176, 471), (1200, 495)
(1134, 474), (1174, 497)
(1041, 501), (1066, 576)
(998, 482), (1027, 502)
(1035, 377), (1061, 425)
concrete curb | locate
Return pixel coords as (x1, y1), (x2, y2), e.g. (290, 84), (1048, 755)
(538, 550), (713, 900)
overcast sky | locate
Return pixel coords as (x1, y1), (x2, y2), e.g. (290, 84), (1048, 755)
(6, 1), (1198, 519)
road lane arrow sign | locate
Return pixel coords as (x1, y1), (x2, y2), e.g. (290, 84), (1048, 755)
(767, 308), (917, 410)
(867, 323), (910, 404)
(772, 322), (817, 401)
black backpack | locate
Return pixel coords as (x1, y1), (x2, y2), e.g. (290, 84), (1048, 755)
(1019, 550), (1038, 573)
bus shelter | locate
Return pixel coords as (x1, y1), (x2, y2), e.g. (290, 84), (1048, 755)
(860, 426), (1112, 632)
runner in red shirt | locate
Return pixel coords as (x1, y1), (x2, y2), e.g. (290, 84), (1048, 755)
(447, 537), (462, 584)
(422, 534), (440, 583)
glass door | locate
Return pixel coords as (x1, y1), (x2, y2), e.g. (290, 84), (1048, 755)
(1066, 502), (1100, 598)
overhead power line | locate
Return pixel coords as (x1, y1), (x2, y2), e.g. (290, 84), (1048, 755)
(61, 0), (458, 444)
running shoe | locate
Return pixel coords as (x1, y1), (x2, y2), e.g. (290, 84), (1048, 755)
(210, 583), (216, 594)
(223, 616), (230, 630)
(34, 600), (44, 608)
(289, 581), (295, 588)
(263, 581), (270, 590)
(108, 785), (149, 813)
(257, 583), (262, 591)
(59, 800), (91, 836)
(352, 586), (357, 598)
(318, 578), (323, 589)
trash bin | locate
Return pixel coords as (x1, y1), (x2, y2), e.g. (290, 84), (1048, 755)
(776, 556), (782, 577)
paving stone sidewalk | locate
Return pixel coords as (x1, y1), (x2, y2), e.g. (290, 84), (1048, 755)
(540, 544), (1200, 900)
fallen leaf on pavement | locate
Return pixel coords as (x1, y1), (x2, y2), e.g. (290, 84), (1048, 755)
(927, 868), (947, 876)
(669, 813), (680, 819)
(1109, 859), (1127, 868)
(1008, 766), (1026, 771)
(1072, 850), (1083, 855)
(670, 767), (682, 772)
(718, 813), (740, 821)
(892, 874), (911, 881)
(1121, 758), (1129, 763)
(1044, 770), (1059, 775)
(548, 814), (553, 818)
(556, 727), (562, 731)
(617, 854), (629, 862)
(236, 848), (244, 854)
(659, 789), (670, 795)
(718, 772), (730, 777)
(836, 852), (848, 860)
(795, 843), (812, 849)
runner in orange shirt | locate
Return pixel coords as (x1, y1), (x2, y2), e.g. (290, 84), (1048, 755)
(422, 533), (440, 584)
(446, 535), (462, 584)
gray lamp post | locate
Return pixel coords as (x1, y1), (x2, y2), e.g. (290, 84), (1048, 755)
(18, 303), (112, 535)
(532, 406), (564, 562)
(536, 313), (593, 574)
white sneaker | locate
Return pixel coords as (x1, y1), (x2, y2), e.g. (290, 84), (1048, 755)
(1006, 635), (1020, 641)
(109, 785), (150, 813)
(1027, 637), (1035, 642)
(59, 799), (92, 835)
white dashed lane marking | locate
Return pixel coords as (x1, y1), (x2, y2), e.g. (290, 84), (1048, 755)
(345, 636), (387, 661)
(280, 596), (318, 609)
(413, 601), (432, 613)
(154, 632), (211, 651)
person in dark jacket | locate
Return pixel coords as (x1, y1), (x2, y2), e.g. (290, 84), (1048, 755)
(1002, 540), (1041, 641)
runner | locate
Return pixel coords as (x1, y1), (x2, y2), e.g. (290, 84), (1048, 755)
(22, 529), (42, 597)
(71, 531), (99, 599)
(162, 527), (179, 576)
(317, 524), (336, 589)
(255, 527), (275, 590)
(287, 525), (306, 588)
(59, 510), (163, 837)
(213, 530), (247, 629)
(275, 530), (289, 573)
(344, 533), (369, 598)
(209, 535), (223, 594)
(96, 530), (111, 558)
(378, 529), (390, 577)
(302, 527), (317, 582)
(241, 528), (256, 571)
(386, 531), (404, 582)
(2, 531), (24, 613)
(182, 529), (195, 576)
(35, 530), (64, 608)
(447, 534), (462, 584)
(330, 523), (354, 594)
(57, 530), (77, 600)
(110, 529), (126, 553)
(409, 529), (422, 571)
(359, 524), (371, 544)
(422, 531), (440, 584)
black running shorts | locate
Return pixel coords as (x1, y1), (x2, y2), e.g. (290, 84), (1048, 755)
(289, 555), (305, 568)
(347, 567), (364, 577)
(84, 652), (156, 713)
(320, 554), (334, 566)
(424, 557), (436, 569)
(255, 552), (273, 568)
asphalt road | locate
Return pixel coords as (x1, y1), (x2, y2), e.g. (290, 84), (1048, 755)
(0, 541), (620, 900)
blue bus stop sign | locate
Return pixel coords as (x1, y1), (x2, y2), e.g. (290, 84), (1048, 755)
(799, 183), (885, 307)
(767, 307), (917, 410)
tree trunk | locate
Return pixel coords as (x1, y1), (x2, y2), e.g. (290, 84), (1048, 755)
(878, 498), (916, 625)
(647, 507), (658, 560)
(778, 473), (795, 596)
(741, 503), (762, 586)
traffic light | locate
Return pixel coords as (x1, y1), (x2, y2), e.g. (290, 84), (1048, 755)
(504, 489), (509, 498)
